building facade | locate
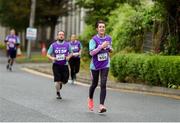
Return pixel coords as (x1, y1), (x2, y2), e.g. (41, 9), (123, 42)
(55, 0), (86, 39)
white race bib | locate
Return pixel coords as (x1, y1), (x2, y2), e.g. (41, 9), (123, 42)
(72, 46), (78, 50)
(9, 43), (15, 48)
(97, 53), (108, 61)
(56, 54), (65, 61)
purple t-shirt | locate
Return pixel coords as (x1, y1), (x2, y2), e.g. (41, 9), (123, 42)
(70, 40), (81, 58)
(5, 35), (19, 50)
(52, 41), (71, 65)
(92, 35), (112, 69)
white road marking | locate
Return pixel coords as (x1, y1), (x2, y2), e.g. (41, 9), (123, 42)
(21, 67), (180, 100)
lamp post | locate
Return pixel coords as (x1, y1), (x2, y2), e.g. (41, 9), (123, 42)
(27, 0), (36, 58)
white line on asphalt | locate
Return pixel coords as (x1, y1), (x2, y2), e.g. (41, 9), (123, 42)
(21, 67), (180, 100)
(109, 87), (180, 100)
(21, 68), (53, 79)
(21, 67), (90, 87)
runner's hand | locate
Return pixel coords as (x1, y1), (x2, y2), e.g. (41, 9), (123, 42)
(101, 41), (109, 49)
(73, 53), (79, 56)
(66, 56), (71, 61)
(52, 57), (56, 61)
(66, 53), (73, 61)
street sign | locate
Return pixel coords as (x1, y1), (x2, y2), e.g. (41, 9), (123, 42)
(26, 27), (37, 40)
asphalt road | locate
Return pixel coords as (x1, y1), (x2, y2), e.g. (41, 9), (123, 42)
(0, 52), (180, 122)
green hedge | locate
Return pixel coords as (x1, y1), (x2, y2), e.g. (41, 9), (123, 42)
(110, 53), (180, 88)
(0, 41), (6, 49)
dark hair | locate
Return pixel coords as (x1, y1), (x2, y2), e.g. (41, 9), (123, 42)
(95, 20), (105, 28)
(57, 30), (65, 34)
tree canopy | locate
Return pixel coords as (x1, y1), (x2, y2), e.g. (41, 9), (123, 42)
(77, 0), (180, 54)
(0, 0), (70, 40)
(0, 0), (30, 31)
(76, 0), (140, 26)
(36, 0), (69, 40)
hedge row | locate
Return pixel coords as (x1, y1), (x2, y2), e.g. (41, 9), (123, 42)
(110, 53), (180, 87)
(0, 41), (6, 49)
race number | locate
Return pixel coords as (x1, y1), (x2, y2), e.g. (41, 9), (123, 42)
(72, 45), (78, 51)
(56, 54), (65, 61)
(97, 53), (108, 61)
(9, 43), (15, 48)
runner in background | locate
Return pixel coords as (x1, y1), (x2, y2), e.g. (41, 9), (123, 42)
(69, 34), (83, 84)
(4, 29), (20, 71)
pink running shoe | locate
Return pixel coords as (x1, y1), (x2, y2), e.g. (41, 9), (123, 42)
(88, 98), (94, 111)
(99, 104), (107, 113)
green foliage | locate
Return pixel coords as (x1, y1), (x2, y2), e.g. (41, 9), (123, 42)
(76, 0), (141, 26)
(0, 0), (30, 31)
(78, 25), (96, 59)
(111, 53), (180, 88)
(107, 4), (145, 52)
(106, 1), (171, 53)
(79, 25), (96, 42)
(76, 0), (121, 25)
(0, 41), (6, 49)
(78, 0), (180, 54)
(152, 0), (180, 54)
(164, 35), (179, 55)
(36, 0), (69, 26)
(141, 1), (166, 31)
(0, 0), (69, 36)
(16, 54), (50, 63)
(36, 0), (69, 40)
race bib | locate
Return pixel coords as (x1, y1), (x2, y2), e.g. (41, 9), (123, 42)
(9, 43), (15, 48)
(97, 53), (108, 61)
(72, 45), (79, 51)
(56, 54), (65, 61)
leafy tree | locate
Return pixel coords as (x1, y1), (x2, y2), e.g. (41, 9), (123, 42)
(0, 0), (30, 32)
(107, 4), (145, 52)
(152, 0), (180, 54)
(76, 0), (140, 26)
(0, 0), (70, 41)
(35, 0), (69, 40)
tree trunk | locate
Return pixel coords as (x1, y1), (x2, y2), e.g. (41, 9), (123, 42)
(50, 18), (58, 41)
(152, 20), (159, 53)
(50, 24), (55, 41)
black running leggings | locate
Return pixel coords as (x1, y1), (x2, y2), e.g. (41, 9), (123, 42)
(89, 68), (109, 105)
(69, 57), (80, 80)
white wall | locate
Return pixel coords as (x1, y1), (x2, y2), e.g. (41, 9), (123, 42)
(54, 0), (86, 39)
(0, 25), (7, 43)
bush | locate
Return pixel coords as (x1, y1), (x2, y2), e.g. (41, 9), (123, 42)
(0, 41), (6, 49)
(111, 53), (180, 88)
(107, 4), (145, 53)
(79, 24), (96, 59)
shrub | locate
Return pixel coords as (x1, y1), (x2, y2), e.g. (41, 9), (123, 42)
(107, 4), (150, 53)
(79, 25), (96, 59)
(0, 41), (6, 49)
(111, 53), (180, 88)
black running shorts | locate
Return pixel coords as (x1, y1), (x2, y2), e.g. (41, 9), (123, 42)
(52, 63), (69, 84)
(8, 48), (17, 59)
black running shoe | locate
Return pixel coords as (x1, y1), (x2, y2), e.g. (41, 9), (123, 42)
(9, 66), (12, 71)
(6, 64), (9, 70)
(56, 92), (62, 99)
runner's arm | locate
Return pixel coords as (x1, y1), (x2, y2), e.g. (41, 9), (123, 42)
(89, 39), (103, 56)
(78, 42), (83, 56)
(66, 44), (73, 61)
(47, 45), (56, 61)
(15, 36), (20, 47)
